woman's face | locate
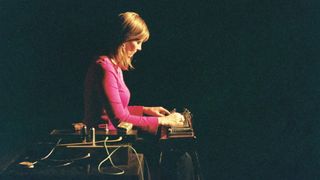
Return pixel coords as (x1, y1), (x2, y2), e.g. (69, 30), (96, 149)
(123, 40), (143, 58)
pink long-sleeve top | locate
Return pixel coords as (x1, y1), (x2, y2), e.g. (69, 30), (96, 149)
(83, 56), (159, 134)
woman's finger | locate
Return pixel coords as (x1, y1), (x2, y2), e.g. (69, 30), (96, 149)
(160, 107), (170, 115)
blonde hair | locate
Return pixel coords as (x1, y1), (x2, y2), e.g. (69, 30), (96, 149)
(110, 12), (150, 70)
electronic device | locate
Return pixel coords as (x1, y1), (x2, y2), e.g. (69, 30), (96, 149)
(117, 122), (133, 133)
(167, 108), (194, 138)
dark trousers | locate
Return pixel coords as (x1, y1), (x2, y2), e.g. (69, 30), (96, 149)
(160, 150), (195, 180)
(134, 133), (195, 180)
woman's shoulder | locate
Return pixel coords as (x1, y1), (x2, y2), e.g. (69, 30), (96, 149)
(96, 55), (111, 65)
(95, 55), (115, 71)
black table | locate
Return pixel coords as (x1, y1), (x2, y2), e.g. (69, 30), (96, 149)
(0, 129), (144, 180)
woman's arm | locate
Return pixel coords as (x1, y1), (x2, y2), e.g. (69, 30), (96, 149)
(128, 106), (171, 117)
(99, 61), (159, 134)
(128, 106), (144, 115)
(143, 106), (170, 117)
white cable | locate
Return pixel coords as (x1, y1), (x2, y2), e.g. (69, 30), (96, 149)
(40, 138), (62, 160)
(97, 146), (124, 175)
(127, 145), (144, 180)
(104, 137), (120, 169)
(103, 136), (125, 175)
(58, 137), (123, 147)
(97, 137), (125, 175)
(19, 138), (63, 168)
(97, 136), (144, 180)
(49, 153), (91, 162)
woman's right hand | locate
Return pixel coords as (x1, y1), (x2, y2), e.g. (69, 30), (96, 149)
(158, 112), (185, 127)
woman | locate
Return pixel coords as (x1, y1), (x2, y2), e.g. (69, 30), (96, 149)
(83, 12), (185, 134)
(83, 12), (195, 180)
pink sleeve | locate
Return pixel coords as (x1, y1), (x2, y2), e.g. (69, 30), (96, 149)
(128, 106), (144, 115)
(100, 64), (159, 134)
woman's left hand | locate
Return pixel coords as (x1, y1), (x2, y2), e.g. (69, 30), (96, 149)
(143, 106), (170, 117)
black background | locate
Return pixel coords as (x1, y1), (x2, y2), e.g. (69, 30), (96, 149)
(1, 1), (320, 179)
